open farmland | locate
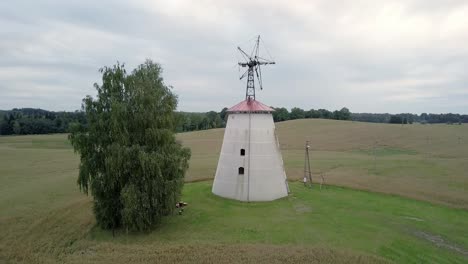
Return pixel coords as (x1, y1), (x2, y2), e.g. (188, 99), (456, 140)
(1, 119), (468, 263)
(180, 119), (468, 209)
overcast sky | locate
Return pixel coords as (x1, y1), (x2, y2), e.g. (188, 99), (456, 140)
(1, 0), (467, 114)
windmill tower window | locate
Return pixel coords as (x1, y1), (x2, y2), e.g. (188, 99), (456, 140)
(238, 167), (245, 175)
(240, 149), (245, 156)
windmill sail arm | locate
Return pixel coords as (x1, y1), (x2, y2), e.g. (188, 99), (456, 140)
(256, 56), (274, 63)
(238, 47), (252, 61)
(239, 69), (249, 80)
(236, 35), (275, 100)
(255, 66), (263, 90)
(257, 61), (275, 65)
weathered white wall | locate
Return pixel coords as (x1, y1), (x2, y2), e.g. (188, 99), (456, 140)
(212, 113), (288, 201)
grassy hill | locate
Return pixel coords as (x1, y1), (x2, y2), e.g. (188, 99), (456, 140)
(180, 119), (468, 209)
(1, 119), (468, 263)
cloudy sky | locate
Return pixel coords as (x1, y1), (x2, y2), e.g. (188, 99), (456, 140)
(1, 0), (467, 114)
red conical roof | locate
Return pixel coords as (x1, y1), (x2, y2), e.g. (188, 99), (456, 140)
(227, 99), (274, 113)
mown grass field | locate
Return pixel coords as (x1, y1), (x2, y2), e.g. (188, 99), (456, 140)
(1, 119), (468, 263)
(180, 119), (468, 209)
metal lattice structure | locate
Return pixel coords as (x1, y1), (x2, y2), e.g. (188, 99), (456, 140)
(238, 35), (275, 101)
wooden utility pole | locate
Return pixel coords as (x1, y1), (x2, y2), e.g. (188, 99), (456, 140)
(373, 140), (377, 172)
(304, 141), (312, 187)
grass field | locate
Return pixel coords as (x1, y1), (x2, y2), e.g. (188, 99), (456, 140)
(180, 119), (468, 209)
(1, 119), (468, 263)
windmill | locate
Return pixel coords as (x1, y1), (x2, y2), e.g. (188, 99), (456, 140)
(212, 36), (288, 202)
(237, 36), (275, 101)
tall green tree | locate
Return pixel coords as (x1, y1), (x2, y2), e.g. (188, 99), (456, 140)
(290, 107), (305, 120)
(206, 111), (222, 128)
(69, 60), (190, 232)
(389, 115), (404, 124)
(272, 107), (290, 122)
(318, 109), (332, 119)
(219, 107), (228, 122)
(339, 107), (351, 120)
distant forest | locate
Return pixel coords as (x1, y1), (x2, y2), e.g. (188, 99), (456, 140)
(0, 107), (467, 136)
(0, 109), (86, 136)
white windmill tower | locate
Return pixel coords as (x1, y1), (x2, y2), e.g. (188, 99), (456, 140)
(212, 36), (289, 202)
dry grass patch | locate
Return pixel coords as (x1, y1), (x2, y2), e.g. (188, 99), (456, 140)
(177, 119), (468, 208)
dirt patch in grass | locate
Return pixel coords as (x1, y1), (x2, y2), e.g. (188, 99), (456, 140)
(293, 203), (312, 213)
(413, 231), (468, 257)
(401, 216), (424, 222)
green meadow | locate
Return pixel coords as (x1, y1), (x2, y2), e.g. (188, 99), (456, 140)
(1, 119), (468, 263)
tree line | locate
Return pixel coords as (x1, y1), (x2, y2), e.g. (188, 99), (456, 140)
(175, 110), (227, 132)
(272, 107), (351, 122)
(174, 107), (352, 132)
(352, 112), (468, 124)
(1, 107), (467, 136)
(0, 108), (86, 135)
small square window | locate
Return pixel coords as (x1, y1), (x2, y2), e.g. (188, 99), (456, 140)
(240, 149), (245, 156)
(238, 167), (244, 175)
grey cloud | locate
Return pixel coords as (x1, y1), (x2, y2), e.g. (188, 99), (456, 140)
(0, 0), (467, 114)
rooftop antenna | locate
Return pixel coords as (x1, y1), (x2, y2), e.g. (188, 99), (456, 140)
(237, 35), (275, 101)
